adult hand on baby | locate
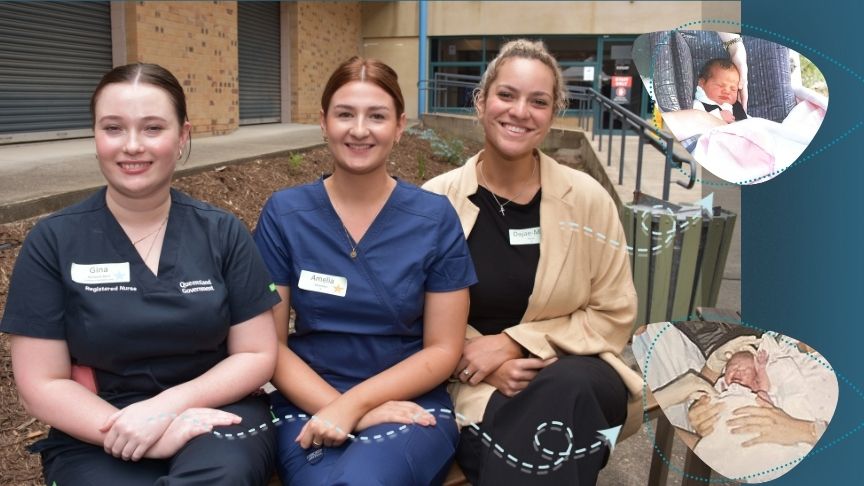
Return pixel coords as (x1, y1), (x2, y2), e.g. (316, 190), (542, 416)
(705, 335), (761, 373)
(728, 398), (815, 446)
(455, 333), (524, 385)
(653, 372), (717, 408)
(145, 408), (241, 459)
(355, 401), (436, 432)
(484, 357), (557, 397)
(688, 395), (724, 437)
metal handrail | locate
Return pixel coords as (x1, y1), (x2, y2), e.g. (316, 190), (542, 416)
(418, 75), (695, 200)
(585, 87), (696, 200)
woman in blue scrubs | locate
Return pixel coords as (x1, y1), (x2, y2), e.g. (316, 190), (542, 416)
(254, 57), (476, 485)
(1, 64), (280, 485)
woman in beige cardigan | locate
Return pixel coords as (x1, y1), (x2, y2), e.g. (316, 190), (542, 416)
(424, 40), (641, 486)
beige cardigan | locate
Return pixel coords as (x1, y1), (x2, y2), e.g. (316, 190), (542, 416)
(423, 150), (643, 425)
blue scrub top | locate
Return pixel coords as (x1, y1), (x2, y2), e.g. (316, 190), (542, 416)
(254, 178), (477, 389)
(1, 188), (280, 408)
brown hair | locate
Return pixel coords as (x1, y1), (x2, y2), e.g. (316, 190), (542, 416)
(90, 63), (188, 128)
(474, 39), (568, 115)
(699, 58), (739, 82)
(321, 57), (405, 117)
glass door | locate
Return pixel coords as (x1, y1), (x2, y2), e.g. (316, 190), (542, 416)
(598, 36), (647, 130)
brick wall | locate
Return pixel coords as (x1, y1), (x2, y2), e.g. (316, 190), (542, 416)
(288, 2), (362, 124)
(124, 1), (238, 136)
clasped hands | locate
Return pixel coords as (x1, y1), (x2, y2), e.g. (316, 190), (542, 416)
(100, 397), (241, 461)
(294, 398), (437, 450)
(453, 333), (556, 398)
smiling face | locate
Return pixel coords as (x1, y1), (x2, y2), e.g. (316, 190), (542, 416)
(321, 80), (406, 176)
(477, 57), (555, 161)
(94, 82), (189, 201)
(698, 65), (740, 105)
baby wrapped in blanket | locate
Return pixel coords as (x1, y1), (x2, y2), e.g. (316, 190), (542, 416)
(693, 335), (837, 483)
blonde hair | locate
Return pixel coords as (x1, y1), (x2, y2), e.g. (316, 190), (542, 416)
(473, 39), (568, 116)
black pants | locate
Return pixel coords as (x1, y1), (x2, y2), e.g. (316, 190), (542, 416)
(456, 355), (628, 486)
(36, 395), (276, 486)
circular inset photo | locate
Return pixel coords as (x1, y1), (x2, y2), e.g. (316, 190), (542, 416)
(633, 30), (829, 185)
(632, 321), (838, 483)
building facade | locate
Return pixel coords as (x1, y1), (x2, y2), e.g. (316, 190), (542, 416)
(0, 1), (738, 144)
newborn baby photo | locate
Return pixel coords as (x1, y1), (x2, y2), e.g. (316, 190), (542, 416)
(632, 321), (838, 483)
(632, 30), (829, 185)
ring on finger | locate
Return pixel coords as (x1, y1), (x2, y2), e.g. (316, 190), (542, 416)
(312, 440), (322, 447)
(462, 369), (473, 376)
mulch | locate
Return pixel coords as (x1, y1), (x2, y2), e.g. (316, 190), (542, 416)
(0, 129), (483, 485)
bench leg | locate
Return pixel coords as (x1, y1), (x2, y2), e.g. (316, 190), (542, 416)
(647, 415), (674, 486)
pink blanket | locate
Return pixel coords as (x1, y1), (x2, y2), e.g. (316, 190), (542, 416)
(693, 90), (827, 184)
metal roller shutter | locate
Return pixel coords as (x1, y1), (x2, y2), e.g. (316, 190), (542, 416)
(237, 2), (281, 125)
(0, 2), (112, 141)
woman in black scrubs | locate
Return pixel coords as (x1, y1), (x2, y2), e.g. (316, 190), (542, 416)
(1, 63), (279, 485)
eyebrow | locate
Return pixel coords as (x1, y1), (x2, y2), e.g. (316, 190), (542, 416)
(497, 84), (553, 98)
(332, 104), (391, 111)
(97, 115), (169, 122)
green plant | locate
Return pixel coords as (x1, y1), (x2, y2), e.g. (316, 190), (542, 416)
(417, 154), (426, 179)
(799, 55), (828, 96)
(288, 152), (303, 170)
(407, 126), (465, 165)
(434, 136), (464, 165)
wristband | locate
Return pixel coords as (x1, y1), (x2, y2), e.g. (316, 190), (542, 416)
(722, 37), (742, 50)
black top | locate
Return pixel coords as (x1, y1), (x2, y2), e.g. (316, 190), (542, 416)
(467, 186), (541, 335)
(699, 100), (748, 121)
(0, 188), (280, 408)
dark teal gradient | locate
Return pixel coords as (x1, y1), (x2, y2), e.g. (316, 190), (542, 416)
(743, 0), (864, 484)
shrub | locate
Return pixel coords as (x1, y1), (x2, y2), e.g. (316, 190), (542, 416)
(406, 126), (465, 165)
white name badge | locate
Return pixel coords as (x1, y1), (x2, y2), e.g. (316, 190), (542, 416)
(70, 262), (131, 284)
(509, 227), (541, 246)
(297, 270), (348, 297)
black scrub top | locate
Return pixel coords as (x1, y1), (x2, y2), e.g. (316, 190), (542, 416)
(0, 188), (280, 408)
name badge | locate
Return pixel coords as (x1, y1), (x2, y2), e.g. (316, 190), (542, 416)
(71, 262), (131, 284)
(298, 270), (347, 297)
(509, 227), (541, 246)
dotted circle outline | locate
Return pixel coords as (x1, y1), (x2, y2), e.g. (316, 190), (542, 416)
(638, 315), (864, 482)
(642, 19), (862, 187)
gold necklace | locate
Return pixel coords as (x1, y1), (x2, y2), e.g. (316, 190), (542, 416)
(131, 217), (169, 246)
(140, 217), (168, 264)
(341, 224), (358, 259)
(478, 156), (538, 216)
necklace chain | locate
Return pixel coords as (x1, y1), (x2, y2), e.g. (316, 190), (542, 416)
(341, 224), (358, 259)
(131, 217), (168, 246)
(478, 156), (538, 216)
(138, 217), (168, 264)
